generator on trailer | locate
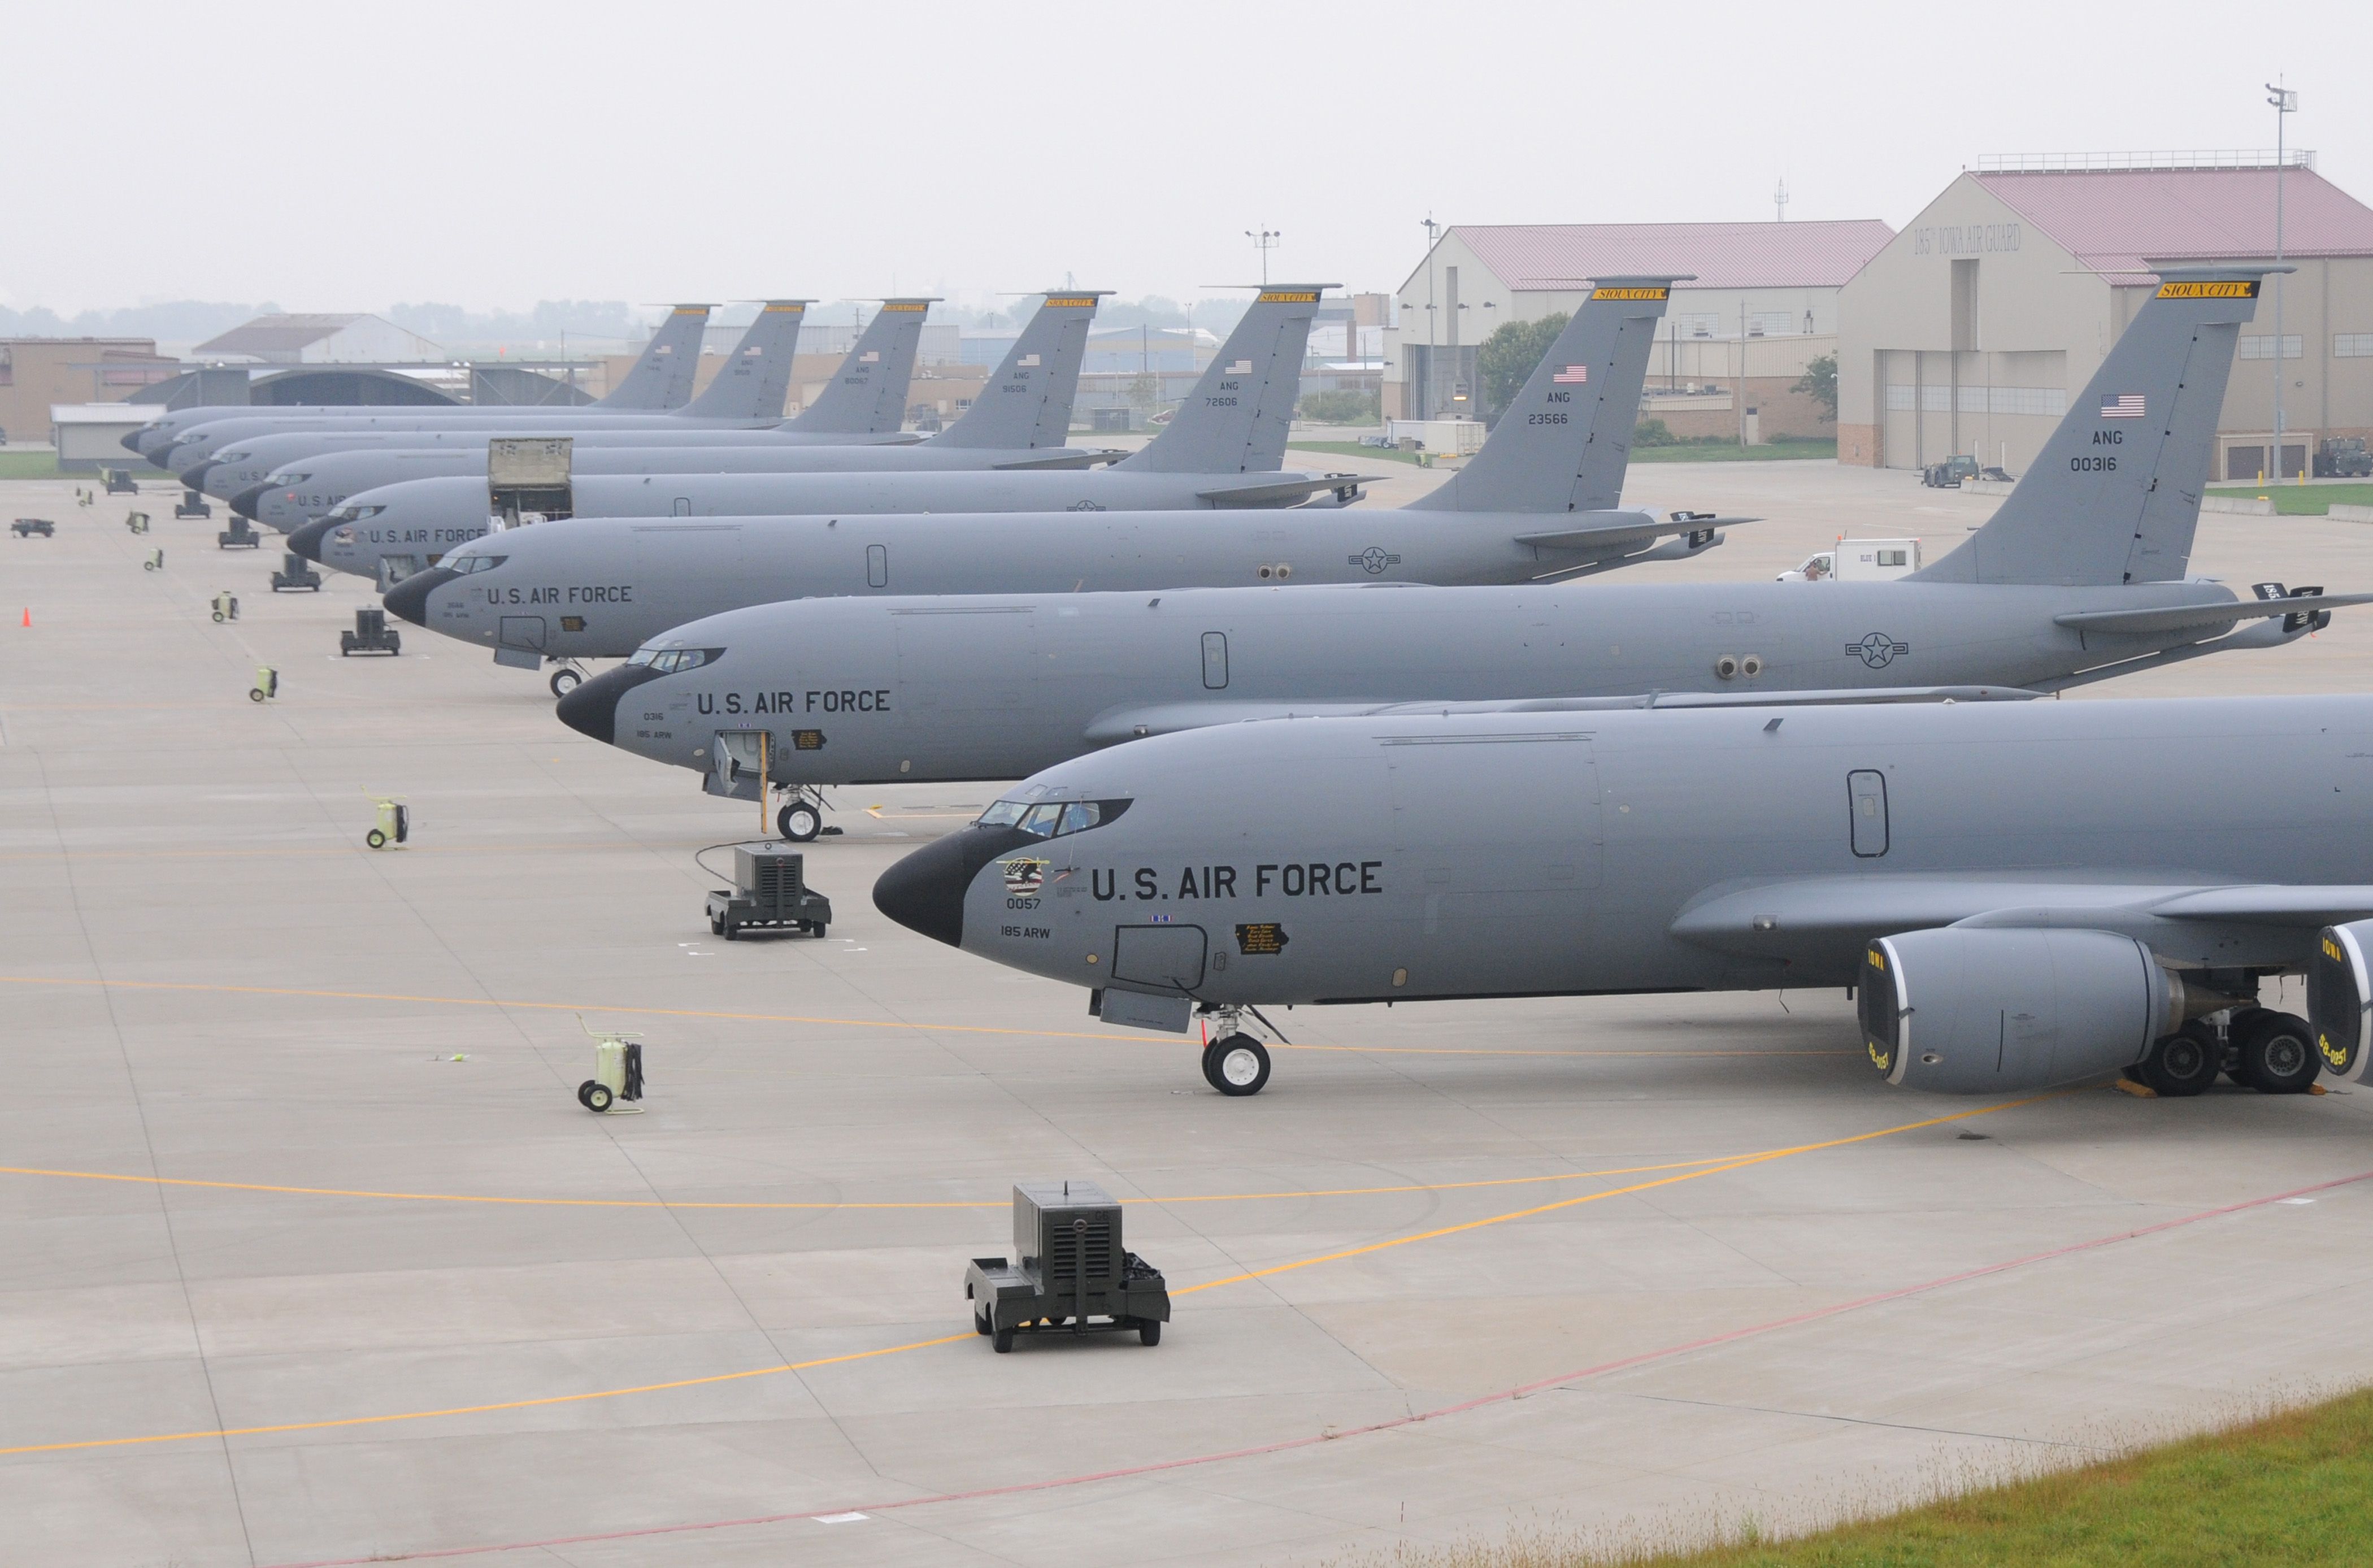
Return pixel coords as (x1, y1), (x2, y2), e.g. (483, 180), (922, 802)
(965, 1180), (1170, 1353)
(705, 841), (832, 939)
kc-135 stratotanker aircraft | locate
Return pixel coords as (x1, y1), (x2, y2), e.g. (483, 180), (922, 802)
(389, 279), (1749, 681)
(124, 302), (721, 468)
(301, 285), (1369, 582)
(190, 298), (824, 503)
(244, 291), (1118, 536)
(558, 268), (2357, 838)
(150, 297), (936, 477)
(872, 693), (2373, 1103)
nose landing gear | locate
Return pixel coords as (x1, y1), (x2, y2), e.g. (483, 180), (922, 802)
(773, 787), (839, 844)
(548, 662), (586, 698)
(1197, 1007), (1274, 1097)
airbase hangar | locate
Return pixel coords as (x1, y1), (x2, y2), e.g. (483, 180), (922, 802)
(13, 156), (2373, 1566)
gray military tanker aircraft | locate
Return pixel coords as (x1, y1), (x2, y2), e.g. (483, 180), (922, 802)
(553, 267), (2348, 841)
(303, 285), (1370, 580)
(871, 691), (2373, 1102)
(258, 292), (1115, 542)
(388, 278), (1746, 681)
(155, 298), (936, 477)
(192, 299), (816, 502)
(128, 304), (719, 468)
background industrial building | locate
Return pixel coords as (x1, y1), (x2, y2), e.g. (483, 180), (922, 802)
(1383, 220), (1893, 439)
(1839, 154), (2373, 477)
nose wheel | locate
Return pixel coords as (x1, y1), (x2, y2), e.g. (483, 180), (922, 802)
(776, 794), (824, 843)
(549, 664), (585, 698)
(1201, 1032), (1272, 1096)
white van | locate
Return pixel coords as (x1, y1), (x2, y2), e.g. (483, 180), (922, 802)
(1777, 537), (1922, 583)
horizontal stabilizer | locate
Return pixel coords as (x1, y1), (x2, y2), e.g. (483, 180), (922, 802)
(2054, 591), (2373, 637)
(1517, 510), (1759, 553)
(1197, 472), (1381, 507)
(989, 449), (1127, 471)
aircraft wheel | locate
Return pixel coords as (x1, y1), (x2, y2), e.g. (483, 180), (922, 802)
(2136, 1026), (2219, 1097)
(993, 1327), (1015, 1354)
(1137, 1318), (1162, 1347)
(549, 667), (581, 698)
(1207, 1033), (1270, 1097)
(2236, 1011), (2320, 1094)
(778, 800), (822, 842)
(585, 1082), (614, 1113)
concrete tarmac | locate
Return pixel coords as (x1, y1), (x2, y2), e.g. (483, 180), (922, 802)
(6, 464), (2373, 1566)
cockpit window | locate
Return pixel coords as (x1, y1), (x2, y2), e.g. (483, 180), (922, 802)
(625, 646), (710, 674)
(445, 554), (508, 576)
(278, 472), (311, 485)
(326, 503), (385, 523)
(975, 797), (1130, 837)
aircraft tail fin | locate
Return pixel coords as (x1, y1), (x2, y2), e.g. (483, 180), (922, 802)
(1405, 278), (1676, 514)
(1115, 286), (1327, 474)
(1911, 267), (2273, 586)
(786, 298), (935, 433)
(681, 300), (810, 419)
(597, 304), (712, 409)
(929, 291), (1105, 449)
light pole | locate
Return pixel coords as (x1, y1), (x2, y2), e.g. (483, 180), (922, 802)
(1245, 228), (1281, 285)
(2267, 81), (2297, 481)
(1420, 215), (1440, 418)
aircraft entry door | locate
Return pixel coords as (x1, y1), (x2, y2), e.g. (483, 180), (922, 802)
(1111, 923), (1207, 993)
(494, 614), (546, 669)
(1848, 770), (1889, 857)
(707, 728), (770, 801)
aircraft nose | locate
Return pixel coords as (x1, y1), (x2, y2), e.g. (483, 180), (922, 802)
(555, 663), (665, 744)
(229, 483), (272, 522)
(179, 461), (215, 492)
(286, 518), (333, 562)
(121, 429), (149, 454)
(383, 565), (459, 627)
(875, 824), (1042, 949)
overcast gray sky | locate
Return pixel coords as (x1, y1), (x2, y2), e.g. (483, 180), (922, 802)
(4, 0), (2362, 315)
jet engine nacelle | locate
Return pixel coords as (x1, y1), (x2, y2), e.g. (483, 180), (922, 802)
(2307, 919), (2373, 1083)
(1859, 927), (2175, 1093)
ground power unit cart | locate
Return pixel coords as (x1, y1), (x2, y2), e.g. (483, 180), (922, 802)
(966, 1180), (1170, 1352)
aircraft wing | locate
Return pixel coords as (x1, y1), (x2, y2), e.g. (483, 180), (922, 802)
(1196, 473), (1382, 507)
(1670, 875), (2373, 971)
(2054, 592), (2373, 637)
(1081, 685), (2040, 747)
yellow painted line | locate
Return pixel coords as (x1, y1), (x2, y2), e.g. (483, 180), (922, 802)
(0, 1149), (1763, 1213)
(0, 1096), (2044, 1457)
(0, 842), (655, 865)
(0, 976), (1849, 1061)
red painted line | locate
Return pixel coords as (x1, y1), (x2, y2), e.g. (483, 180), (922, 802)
(256, 1162), (2373, 1567)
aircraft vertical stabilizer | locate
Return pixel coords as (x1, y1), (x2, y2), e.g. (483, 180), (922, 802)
(1116, 287), (1328, 474)
(1913, 267), (2272, 587)
(1406, 277), (1677, 514)
(598, 304), (714, 410)
(681, 300), (811, 420)
(929, 291), (1106, 449)
(788, 299), (935, 434)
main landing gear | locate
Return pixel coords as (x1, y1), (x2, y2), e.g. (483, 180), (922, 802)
(2127, 1007), (2319, 1097)
(1197, 1007), (1273, 1097)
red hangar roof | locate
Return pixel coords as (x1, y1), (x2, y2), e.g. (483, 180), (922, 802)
(1971, 165), (2373, 284)
(1442, 219), (1896, 292)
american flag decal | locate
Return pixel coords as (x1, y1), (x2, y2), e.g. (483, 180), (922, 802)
(1227, 359), (1253, 373)
(2100, 393), (2145, 419)
(1551, 364), (1589, 384)
(860, 350), (880, 363)
(1017, 354), (1040, 367)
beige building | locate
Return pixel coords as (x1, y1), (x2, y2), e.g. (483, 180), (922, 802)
(1838, 157), (2373, 477)
(1, 337), (177, 444)
(1383, 220), (1893, 430)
